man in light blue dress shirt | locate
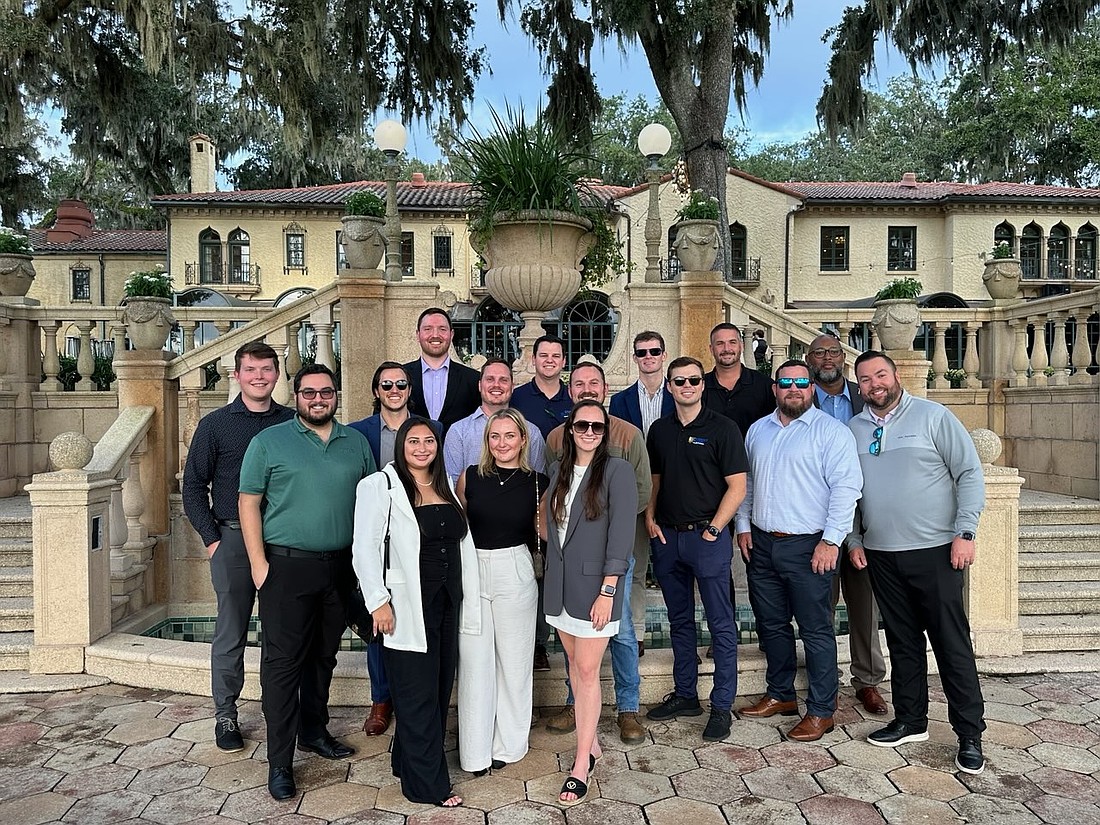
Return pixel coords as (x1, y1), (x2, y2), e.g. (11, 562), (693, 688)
(735, 360), (863, 743)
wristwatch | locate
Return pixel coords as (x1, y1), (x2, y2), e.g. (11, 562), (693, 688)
(599, 583), (617, 597)
(958, 531), (976, 541)
(821, 539), (838, 548)
(704, 524), (721, 538)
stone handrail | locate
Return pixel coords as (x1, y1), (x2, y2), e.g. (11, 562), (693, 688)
(998, 284), (1100, 319)
(84, 406), (155, 480)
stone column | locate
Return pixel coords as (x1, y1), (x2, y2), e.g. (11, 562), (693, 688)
(75, 321), (95, 392)
(1, 300), (43, 496)
(39, 320), (62, 391)
(625, 282), (682, 358)
(966, 429), (1024, 657)
(337, 272), (390, 422)
(677, 270), (724, 365)
(1047, 312), (1069, 386)
(930, 322), (949, 389)
(888, 351), (931, 399)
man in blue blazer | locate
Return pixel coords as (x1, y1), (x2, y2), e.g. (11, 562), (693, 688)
(608, 330), (673, 646)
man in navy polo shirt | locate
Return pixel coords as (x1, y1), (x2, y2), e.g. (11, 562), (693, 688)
(511, 334), (573, 441)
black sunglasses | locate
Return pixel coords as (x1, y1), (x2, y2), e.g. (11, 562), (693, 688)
(776, 377), (812, 389)
(298, 387), (336, 400)
(378, 379), (409, 391)
(869, 426), (883, 456)
(570, 420), (606, 435)
(670, 375), (702, 386)
(634, 347), (664, 358)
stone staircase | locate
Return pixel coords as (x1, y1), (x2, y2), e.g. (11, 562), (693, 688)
(1018, 490), (1100, 652)
(0, 496), (32, 670)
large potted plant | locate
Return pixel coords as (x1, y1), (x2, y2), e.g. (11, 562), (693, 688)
(0, 226), (36, 297)
(982, 241), (1022, 301)
(872, 277), (922, 351)
(121, 267), (176, 351)
(341, 190), (387, 270)
(672, 190), (721, 272)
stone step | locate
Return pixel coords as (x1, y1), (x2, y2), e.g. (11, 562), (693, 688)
(0, 539), (32, 568)
(0, 518), (31, 540)
(1019, 581), (1100, 615)
(0, 631), (31, 671)
(1020, 615), (1100, 652)
(0, 597), (33, 632)
(1019, 491), (1100, 526)
(1018, 524), (1100, 555)
(1019, 552), (1100, 583)
(0, 567), (32, 598)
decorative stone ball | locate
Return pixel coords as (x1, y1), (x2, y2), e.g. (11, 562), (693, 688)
(969, 428), (1002, 465)
(49, 432), (94, 470)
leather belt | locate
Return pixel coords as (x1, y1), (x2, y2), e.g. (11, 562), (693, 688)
(266, 544), (340, 561)
(217, 519), (241, 529)
(768, 531), (793, 537)
(668, 522), (709, 532)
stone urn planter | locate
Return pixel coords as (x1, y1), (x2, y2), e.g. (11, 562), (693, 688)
(672, 219), (721, 272)
(340, 215), (386, 270)
(872, 298), (921, 351)
(982, 257), (1022, 301)
(0, 253), (35, 297)
(121, 297), (176, 351)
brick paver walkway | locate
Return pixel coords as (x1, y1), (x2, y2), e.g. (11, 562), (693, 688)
(3, 669), (1100, 824)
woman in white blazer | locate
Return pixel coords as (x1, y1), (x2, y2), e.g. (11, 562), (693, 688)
(352, 417), (480, 808)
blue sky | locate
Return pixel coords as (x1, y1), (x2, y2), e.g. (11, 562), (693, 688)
(400, 1), (915, 162)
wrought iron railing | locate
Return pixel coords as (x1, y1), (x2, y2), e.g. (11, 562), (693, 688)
(184, 262), (261, 287)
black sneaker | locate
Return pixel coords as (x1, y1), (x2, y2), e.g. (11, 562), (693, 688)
(955, 737), (985, 775)
(215, 717), (245, 752)
(867, 720), (929, 747)
(646, 692), (703, 721)
(702, 709), (732, 742)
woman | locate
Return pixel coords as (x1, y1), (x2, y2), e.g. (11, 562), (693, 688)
(543, 400), (636, 805)
(456, 408), (548, 776)
(352, 417), (480, 808)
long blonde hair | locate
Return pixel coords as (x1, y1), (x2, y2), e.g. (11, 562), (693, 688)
(477, 408), (533, 477)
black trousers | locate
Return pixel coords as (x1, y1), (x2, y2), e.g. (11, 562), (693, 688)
(257, 551), (346, 768)
(384, 578), (459, 804)
(865, 544), (986, 739)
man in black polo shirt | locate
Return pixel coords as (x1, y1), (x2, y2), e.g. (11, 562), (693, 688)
(645, 356), (748, 742)
(703, 323), (775, 436)
(182, 341), (294, 753)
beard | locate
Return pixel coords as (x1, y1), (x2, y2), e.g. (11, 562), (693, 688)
(810, 363), (842, 384)
(297, 403), (336, 426)
(778, 394), (812, 420)
(865, 383), (902, 413)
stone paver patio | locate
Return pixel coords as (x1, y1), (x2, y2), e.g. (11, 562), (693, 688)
(4, 668), (1100, 824)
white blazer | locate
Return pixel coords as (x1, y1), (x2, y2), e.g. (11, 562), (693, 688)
(351, 464), (481, 652)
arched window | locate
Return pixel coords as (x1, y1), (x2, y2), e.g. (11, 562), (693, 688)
(1020, 223), (1042, 279)
(561, 293), (617, 368)
(993, 221), (1015, 256)
(1076, 223), (1097, 280)
(199, 228), (222, 283)
(469, 298), (523, 364)
(1048, 223), (1070, 280)
(729, 222), (747, 281)
(228, 228), (251, 285)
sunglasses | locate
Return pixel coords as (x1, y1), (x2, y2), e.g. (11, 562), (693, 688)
(869, 426), (883, 456)
(570, 420), (606, 435)
(298, 387), (336, 400)
(634, 347), (664, 358)
(809, 347), (843, 359)
(670, 375), (703, 387)
(776, 377), (812, 389)
(378, 379), (409, 391)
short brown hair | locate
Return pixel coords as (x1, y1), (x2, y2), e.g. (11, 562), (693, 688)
(632, 330), (665, 350)
(666, 356), (704, 380)
(235, 341), (279, 373)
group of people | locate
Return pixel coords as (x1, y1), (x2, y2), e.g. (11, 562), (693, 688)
(182, 308), (990, 809)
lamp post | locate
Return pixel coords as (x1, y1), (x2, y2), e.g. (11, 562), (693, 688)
(637, 123), (672, 284)
(374, 119), (408, 283)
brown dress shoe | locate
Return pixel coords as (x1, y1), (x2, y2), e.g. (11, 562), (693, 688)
(545, 705), (576, 734)
(617, 712), (647, 745)
(856, 686), (889, 715)
(786, 715), (834, 742)
(740, 696), (799, 718)
(637, 640), (645, 657)
(363, 701), (393, 736)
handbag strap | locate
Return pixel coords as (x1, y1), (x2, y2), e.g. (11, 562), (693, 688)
(535, 471), (540, 544)
(383, 472), (392, 573)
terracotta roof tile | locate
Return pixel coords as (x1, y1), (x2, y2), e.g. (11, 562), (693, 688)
(784, 180), (1100, 202)
(27, 229), (167, 254)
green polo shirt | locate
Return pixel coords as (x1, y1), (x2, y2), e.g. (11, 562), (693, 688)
(239, 416), (377, 552)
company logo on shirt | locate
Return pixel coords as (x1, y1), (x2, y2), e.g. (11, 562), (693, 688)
(687, 437), (709, 446)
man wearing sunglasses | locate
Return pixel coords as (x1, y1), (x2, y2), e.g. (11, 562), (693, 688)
(239, 364), (377, 800)
(734, 361), (863, 743)
(610, 331), (675, 438)
(806, 334), (888, 717)
(645, 357), (748, 742)
(848, 351), (987, 776)
(511, 334), (573, 440)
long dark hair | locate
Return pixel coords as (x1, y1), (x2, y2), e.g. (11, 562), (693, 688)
(392, 416), (467, 535)
(550, 399), (610, 525)
(370, 360), (408, 415)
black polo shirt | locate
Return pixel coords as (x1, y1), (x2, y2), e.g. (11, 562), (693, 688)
(702, 367), (776, 437)
(646, 406), (748, 525)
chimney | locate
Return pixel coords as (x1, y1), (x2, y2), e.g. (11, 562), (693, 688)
(189, 134), (218, 193)
(46, 199), (95, 243)
(900, 171), (918, 188)
(410, 172), (427, 187)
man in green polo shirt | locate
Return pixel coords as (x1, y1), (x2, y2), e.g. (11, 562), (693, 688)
(239, 363), (376, 801)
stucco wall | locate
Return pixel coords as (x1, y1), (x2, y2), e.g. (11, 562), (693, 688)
(27, 254), (165, 307)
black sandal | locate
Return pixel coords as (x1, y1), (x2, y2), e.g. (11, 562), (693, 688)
(435, 791), (463, 807)
(559, 775), (588, 806)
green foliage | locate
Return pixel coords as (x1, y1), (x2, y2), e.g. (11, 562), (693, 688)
(588, 95), (681, 186)
(0, 226), (33, 254)
(56, 354), (116, 391)
(345, 191), (386, 217)
(676, 190), (720, 221)
(991, 242), (1014, 259)
(875, 277), (923, 301)
(124, 267), (173, 298)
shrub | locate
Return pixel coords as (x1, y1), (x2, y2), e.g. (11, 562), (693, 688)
(124, 266), (172, 298)
(345, 191), (386, 217)
(676, 190), (720, 221)
(0, 227), (33, 255)
(875, 277), (923, 301)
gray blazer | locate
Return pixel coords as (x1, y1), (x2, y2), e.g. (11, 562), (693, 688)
(543, 457), (637, 622)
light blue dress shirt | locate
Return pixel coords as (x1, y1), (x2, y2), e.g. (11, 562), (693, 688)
(814, 383), (854, 424)
(443, 407), (547, 482)
(421, 358), (450, 421)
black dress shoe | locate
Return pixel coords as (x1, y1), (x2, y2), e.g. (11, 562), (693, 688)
(297, 733), (355, 759)
(268, 765), (296, 800)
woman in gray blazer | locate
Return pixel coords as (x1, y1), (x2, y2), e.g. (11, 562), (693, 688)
(543, 400), (636, 805)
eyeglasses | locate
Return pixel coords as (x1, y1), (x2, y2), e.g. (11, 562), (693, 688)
(570, 420), (606, 435)
(809, 347), (843, 359)
(298, 387), (336, 400)
(776, 377), (812, 389)
(634, 347), (664, 358)
(869, 426), (883, 456)
(378, 380), (409, 391)
(670, 375), (703, 387)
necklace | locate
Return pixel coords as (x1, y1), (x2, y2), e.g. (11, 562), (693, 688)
(495, 467), (521, 486)
(413, 477), (433, 487)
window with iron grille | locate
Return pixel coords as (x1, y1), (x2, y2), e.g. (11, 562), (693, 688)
(285, 233), (305, 268)
(887, 226), (917, 271)
(400, 231), (414, 277)
(432, 226), (453, 275)
(71, 267), (91, 301)
(820, 226), (849, 272)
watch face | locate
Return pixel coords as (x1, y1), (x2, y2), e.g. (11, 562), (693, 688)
(706, 526), (720, 537)
(960, 532), (975, 541)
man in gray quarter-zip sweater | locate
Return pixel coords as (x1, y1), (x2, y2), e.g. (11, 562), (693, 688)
(846, 351), (988, 777)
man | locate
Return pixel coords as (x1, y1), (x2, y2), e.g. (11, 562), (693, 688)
(703, 323), (775, 437)
(806, 333), (888, 716)
(542, 361), (652, 745)
(404, 307), (481, 435)
(511, 334), (573, 440)
(752, 329), (769, 371)
(609, 331), (674, 649)
(182, 341), (294, 753)
(735, 361), (863, 742)
(848, 351), (987, 775)
(645, 356), (748, 742)
(239, 364), (377, 800)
